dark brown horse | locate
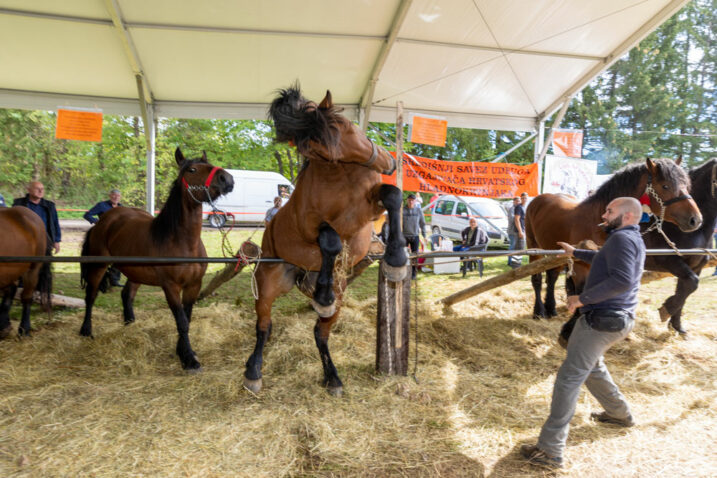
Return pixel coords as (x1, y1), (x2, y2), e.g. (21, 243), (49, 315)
(526, 158), (702, 320)
(243, 86), (407, 396)
(80, 148), (234, 371)
(0, 207), (52, 338)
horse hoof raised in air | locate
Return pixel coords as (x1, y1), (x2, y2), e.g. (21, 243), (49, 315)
(382, 263), (409, 282)
(244, 377), (262, 394)
(311, 300), (336, 318)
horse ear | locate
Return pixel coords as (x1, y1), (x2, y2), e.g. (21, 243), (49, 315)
(645, 157), (656, 175)
(175, 147), (186, 166)
(675, 155), (682, 166)
(201, 150), (208, 163)
(318, 90), (333, 110)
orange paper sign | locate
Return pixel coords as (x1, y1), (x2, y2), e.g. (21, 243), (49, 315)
(410, 115), (448, 147)
(552, 129), (583, 158)
(55, 109), (103, 142)
(382, 153), (538, 198)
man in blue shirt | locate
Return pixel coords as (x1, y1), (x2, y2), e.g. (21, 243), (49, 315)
(84, 189), (122, 224)
(521, 197), (645, 469)
(402, 194), (426, 280)
(84, 189), (124, 287)
(13, 181), (61, 253)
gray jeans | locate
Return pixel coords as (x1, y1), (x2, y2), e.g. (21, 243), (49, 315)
(537, 313), (634, 457)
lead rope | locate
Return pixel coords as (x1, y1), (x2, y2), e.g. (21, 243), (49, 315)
(412, 269), (419, 383)
(641, 183), (682, 256)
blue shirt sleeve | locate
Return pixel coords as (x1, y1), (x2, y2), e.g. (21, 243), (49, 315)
(573, 249), (597, 264)
(84, 202), (103, 224)
(51, 206), (61, 242)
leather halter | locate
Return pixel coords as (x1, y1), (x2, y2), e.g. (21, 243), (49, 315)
(361, 141), (397, 175)
(646, 172), (692, 207)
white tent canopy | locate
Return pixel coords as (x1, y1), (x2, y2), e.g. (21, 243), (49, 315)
(0, 0), (688, 129)
(0, 0), (689, 211)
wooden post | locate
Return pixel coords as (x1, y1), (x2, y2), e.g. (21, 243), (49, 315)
(376, 261), (411, 375)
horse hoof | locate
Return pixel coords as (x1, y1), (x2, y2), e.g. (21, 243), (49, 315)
(185, 366), (203, 375)
(382, 263), (408, 282)
(658, 306), (670, 322)
(124, 319), (135, 326)
(244, 377), (262, 394)
(327, 386), (343, 397)
(311, 300), (336, 318)
(0, 325), (12, 340)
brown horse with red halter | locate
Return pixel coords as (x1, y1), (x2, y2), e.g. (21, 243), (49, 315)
(243, 85), (408, 396)
(0, 207), (52, 338)
(80, 148), (234, 371)
(526, 157), (702, 324)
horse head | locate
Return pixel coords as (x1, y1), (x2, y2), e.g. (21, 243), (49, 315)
(175, 147), (234, 202)
(644, 157), (702, 232)
(269, 85), (396, 175)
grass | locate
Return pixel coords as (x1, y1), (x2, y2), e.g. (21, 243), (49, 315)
(1, 229), (716, 477)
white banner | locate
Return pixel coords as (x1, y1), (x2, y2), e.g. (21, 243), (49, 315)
(543, 155), (598, 200)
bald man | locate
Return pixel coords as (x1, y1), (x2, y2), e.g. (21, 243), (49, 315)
(13, 181), (61, 253)
(521, 197), (645, 469)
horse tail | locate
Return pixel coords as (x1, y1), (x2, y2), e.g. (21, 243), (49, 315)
(36, 235), (53, 312)
(80, 228), (92, 289)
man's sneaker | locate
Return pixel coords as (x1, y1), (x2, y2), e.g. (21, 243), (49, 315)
(590, 411), (634, 427)
(520, 444), (563, 469)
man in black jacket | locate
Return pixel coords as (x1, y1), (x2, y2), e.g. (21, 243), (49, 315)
(13, 181), (61, 253)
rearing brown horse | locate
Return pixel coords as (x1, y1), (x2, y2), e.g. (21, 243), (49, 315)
(0, 207), (52, 338)
(526, 157), (702, 321)
(243, 86), (408, 396)
(80, 148), (234, 371)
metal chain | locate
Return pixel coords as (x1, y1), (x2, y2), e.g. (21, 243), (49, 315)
(642, 183), (682, 256)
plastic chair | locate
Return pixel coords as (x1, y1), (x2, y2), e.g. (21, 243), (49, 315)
(461, 243), (487, 278)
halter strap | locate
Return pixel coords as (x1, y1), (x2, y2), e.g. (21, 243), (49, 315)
(182, 166), (221, 190)
(362, 141), (378, 168)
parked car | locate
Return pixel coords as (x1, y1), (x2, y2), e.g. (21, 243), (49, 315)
(425, 195), (509, 248)
(203, 170), (293, 227)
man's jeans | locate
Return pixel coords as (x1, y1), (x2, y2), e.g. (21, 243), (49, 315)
(537, 313), (634, 457)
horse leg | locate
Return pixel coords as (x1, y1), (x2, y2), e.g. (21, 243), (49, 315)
(377, 184), (408, 280)
(17, 265), (41, 336)
(659, 266), (699, 336)
(543, 267), (561, 318)
(80, 266), (108, 338)
(0, 284), (17, 339)
(311, 222), (342, 318)
(121, 282), (141, 325)
(162, 283), (201, 371)
(182, 280), (202, 324)
(244, 264), (296, 393)
(531, 271), (546, 319)
(314, 301), (343, 396)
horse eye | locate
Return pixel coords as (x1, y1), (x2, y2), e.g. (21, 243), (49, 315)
(188, 167), (197, 173)
(662, 184), (669, 190)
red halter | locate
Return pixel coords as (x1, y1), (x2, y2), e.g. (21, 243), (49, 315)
(182, 166), (221, 190)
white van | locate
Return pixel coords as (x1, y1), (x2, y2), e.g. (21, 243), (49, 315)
(426, 195), (509, 248)
(203, 169), (293, 226)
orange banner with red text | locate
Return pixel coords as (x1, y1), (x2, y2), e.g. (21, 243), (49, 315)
(382, 153), (539, 198)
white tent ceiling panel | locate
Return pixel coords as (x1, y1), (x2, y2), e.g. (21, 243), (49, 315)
(374, 43), (537, 117)
(130, 29), (381, 104)
(119, 0), (399, 37)
(0, 0), (689, 131)
(0, 16), (135, 98)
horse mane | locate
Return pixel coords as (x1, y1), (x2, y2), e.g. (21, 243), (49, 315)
(688, 158), (717, 204)
(582, 158), (690, 207)
(268, 84), (344, 160)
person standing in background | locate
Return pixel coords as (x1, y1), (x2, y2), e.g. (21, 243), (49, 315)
(13, 181), (61, 253)
(84, 189), (124, 287)
(402, 193), (426, 280)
